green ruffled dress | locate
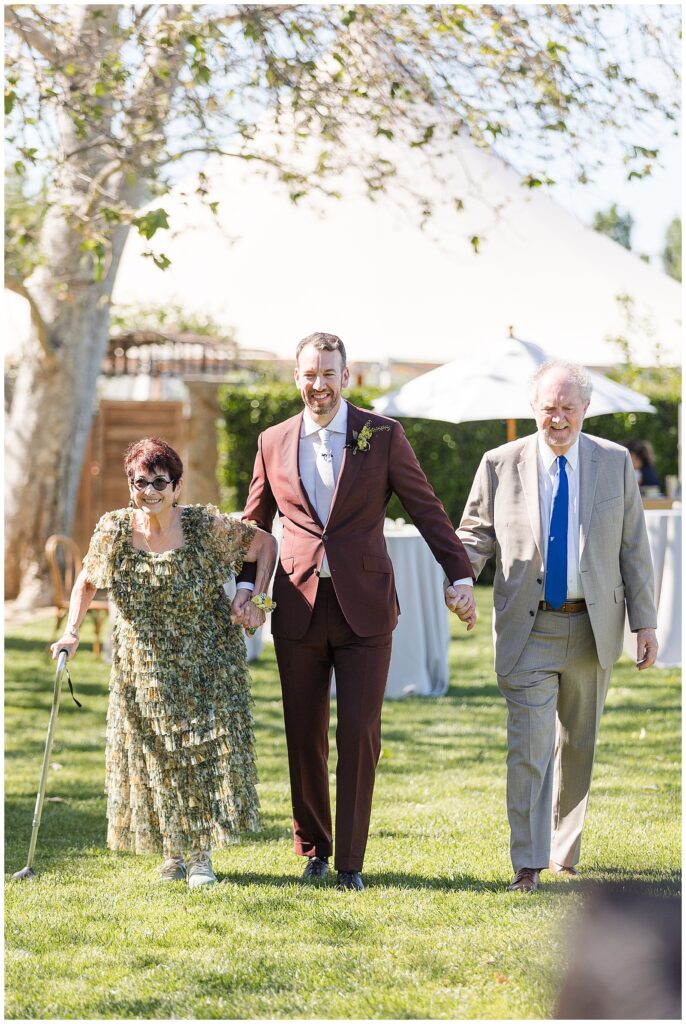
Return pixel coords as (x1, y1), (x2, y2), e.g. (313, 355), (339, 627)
(82, 504), (260, 856)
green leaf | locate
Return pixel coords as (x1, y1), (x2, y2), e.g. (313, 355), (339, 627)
(410, 124), (435, 148)
(342, 9), (357, 27)
(375, 127), (394, 140)
(194, 65), (211, 85)
(133, 208), (170, 240)
(151, 252), (171, 270)
(64, 63), (77, 77)
(470, 235), (481, 254)
(94, 81), (108, 97)
(5, 90), (15, 115)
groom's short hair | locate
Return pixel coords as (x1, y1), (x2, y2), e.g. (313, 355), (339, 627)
(296, 332), (347, 368)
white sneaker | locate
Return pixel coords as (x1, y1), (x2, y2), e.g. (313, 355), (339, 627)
(187, 851), (217, 888)
(158, 856), (186, 882)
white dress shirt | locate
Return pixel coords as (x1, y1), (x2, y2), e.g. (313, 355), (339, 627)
(300, 401), (349, 576)
(537, 434), (583, 600)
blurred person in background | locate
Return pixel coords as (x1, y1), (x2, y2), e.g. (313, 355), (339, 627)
(623, 438), (662, 494)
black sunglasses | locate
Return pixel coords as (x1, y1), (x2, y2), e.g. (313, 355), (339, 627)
(132, 476), (173, 492)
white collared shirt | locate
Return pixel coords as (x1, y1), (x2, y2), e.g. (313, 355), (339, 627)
(537, 434), (583, 600)
(300, 401), (349, 576)
(299, 400), (348, 508)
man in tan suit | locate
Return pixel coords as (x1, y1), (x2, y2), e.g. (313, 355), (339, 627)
(456, 361), (658, 892)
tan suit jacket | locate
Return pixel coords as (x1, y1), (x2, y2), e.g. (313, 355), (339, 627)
(458, 432), (657, 675)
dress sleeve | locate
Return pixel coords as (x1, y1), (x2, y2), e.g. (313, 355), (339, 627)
(82, 512), (120, 589)
(207, 506), (256, 577)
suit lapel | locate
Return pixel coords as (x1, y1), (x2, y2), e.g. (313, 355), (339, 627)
(327, 403), (368, 519)
(280, 412), (321, 524)
(578, 433), (599, 560)
(517, 434), (544, 566)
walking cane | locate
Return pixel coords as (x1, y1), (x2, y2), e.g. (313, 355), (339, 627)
(13, 649), (81, 881)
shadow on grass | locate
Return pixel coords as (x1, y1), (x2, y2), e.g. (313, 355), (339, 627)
(5, 796), (106, 862)
(218, 868), (503, 893)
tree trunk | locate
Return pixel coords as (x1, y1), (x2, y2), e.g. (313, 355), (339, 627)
(4, 216), (133, 605)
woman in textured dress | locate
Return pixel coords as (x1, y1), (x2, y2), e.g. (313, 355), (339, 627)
(50, 438), (277, 887)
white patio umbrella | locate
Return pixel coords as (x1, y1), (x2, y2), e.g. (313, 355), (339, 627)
(372, 333), (655, 438)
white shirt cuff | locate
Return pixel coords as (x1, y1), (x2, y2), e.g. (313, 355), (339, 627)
(452, 578), (473, 587)
(236, 582), (255, 592)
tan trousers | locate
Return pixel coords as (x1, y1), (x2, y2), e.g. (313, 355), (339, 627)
(497, 609), (612, 872)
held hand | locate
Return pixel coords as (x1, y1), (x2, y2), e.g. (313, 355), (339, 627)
(230, 589), (253, 627)
(444, 585), (477, 632)
(636, 628), (658, 670)
(230, 590), (266, 632)
(50, 634), (79, 660)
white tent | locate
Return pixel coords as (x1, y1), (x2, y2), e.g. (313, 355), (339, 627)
(111, 137), (681, 368)
(372, 334), (656, 424)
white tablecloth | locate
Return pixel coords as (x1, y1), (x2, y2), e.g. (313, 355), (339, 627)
(623, 508), (681, 668)
(382, 524), (450, 699)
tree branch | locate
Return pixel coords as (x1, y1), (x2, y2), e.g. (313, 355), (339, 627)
(4, 8), (63, 64)
(4, 274), (54, 361)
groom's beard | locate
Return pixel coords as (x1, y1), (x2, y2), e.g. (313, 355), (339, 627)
(304, 389), (339, 416)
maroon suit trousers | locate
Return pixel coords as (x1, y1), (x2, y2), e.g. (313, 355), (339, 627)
(273, 579), (391, 872)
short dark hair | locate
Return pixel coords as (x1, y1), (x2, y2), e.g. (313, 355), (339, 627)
(124, 438), (183, 484)
(295, 332), (347, 368)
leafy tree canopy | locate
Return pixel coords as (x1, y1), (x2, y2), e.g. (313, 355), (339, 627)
(5, 4), (681, 284)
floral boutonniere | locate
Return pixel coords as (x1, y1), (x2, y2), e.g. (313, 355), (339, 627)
(346, 419), (391, 455)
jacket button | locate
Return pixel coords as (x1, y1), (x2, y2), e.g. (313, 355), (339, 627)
(537, 578), (542, 584)
(322, 533), (328, 540)
(529, 610), (535, 616)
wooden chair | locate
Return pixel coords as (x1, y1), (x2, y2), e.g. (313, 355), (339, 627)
(45, 534), (110, 656)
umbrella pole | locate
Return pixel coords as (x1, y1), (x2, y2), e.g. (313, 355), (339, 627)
(507, 419), (517, 443)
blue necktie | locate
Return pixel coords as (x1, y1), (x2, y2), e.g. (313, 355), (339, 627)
(545, 455), (568, 609)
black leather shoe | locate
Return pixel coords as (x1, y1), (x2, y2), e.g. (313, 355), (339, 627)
(337, 870), (364, 891)
(302, 856), (329, 880)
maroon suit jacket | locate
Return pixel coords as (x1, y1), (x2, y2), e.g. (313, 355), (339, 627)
(241, 402), (474, 639)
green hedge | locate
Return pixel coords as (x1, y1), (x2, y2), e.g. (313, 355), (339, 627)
(219, 384), (680, 526)
(218, 383), (382, 511)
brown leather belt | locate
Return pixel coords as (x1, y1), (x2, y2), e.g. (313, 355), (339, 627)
(538, 599), (587, 614)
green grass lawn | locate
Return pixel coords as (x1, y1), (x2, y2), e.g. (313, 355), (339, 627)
(5, 587), (681, 1019)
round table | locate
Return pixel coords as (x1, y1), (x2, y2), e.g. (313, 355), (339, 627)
(623, 507), (681, 668)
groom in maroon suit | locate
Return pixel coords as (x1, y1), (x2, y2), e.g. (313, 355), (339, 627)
(232, 332), (475, 890)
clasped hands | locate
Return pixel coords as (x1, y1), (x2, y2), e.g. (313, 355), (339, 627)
(230, 589), (266, 634)
(444, 584), (477, 631)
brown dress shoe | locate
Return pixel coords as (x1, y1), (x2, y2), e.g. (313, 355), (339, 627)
(548, 860), (578, 877)
(507, 868), (540, 892)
